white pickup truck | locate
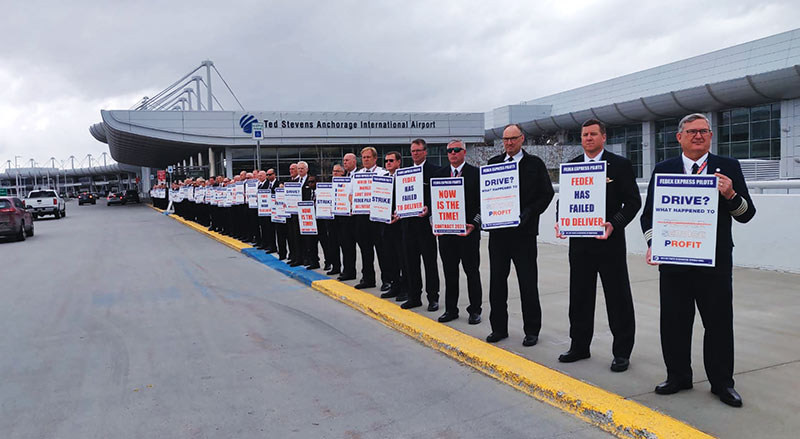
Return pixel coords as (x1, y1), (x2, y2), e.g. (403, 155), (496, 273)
(25, 189), (66, 219)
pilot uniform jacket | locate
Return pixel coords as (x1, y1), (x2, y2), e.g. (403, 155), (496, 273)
(640, 152), (756, 390)
(433, 163), (483, 316)
(486, 149), (554, 337)
(560, 150), (641, 359)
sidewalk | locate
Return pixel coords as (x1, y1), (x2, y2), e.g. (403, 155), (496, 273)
(157, 207), (799, 438)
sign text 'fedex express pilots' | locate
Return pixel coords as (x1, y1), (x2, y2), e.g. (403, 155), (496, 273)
(431, 178), (466, 234)
(651, 174), (718, 267)
(558, 161), (606, 236)
(479, 162), (520, 230)
(395, 167), (424, 217)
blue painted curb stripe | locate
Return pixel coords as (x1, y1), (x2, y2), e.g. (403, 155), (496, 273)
(240, 248), (329, 286)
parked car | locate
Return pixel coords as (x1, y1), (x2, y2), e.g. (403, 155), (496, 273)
(107, 192), (126, 205)
(24, 189), (66, 219)
(78, 192), (97, 205)
(0, 196), (34, 241)
(123, 189), (140, 203)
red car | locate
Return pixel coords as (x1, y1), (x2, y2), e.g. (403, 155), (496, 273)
(0, 196), (34, 241)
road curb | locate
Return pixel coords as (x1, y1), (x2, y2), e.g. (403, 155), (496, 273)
(156, 208), (714, 439)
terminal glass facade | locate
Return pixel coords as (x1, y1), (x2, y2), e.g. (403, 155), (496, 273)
(717, 104), (781, 160)
(655, 118), (681, 163)
(607, 124), (643, 178)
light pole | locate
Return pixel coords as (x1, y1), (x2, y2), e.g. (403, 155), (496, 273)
(14, 155), (22, 196)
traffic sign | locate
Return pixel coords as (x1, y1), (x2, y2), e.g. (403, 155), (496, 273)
(0, 188), (7, 196)
(252, 122), (265, 140)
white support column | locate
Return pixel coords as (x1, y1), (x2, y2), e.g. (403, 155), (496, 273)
(225, 147), (233, 178)
(197, 152), (203, 167)
(209, 148), (216, 176)
(706, 111), (719, 155)
(641, 121), (657, 180)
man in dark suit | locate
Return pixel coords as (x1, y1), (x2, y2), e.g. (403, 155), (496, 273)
(353, 147), (389, 289)
(297, 161), (320, 269)
(336, 153), (359, 281)
(400, 138), (441, 311)
(641, 113), (755, 407)
(486, 123), (554, 347)
(434, 139), (483, 325)
(321, 164), (345, 275)
(257, 169), (279, 253)
(380, 151), (406, 300)
(555, 119), (641, 372)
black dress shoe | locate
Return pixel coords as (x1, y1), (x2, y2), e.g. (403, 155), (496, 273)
(354, 281), (376, 290)
(468, 313), (481, 325)
(305, 264), (320, 270)
(654, 380), (693, 395)
(324, 263), (332, 271)
(289, 261), (303, 267)
(427, 302), (439, 312)
(400, 300), (422, 309)
(395, 294), (408, 302)
(711, 387), (743, 407)
(437, 312), (458, 322)
(326, 268), (340, 276)
(265, 248), (276, 254)
(485, 332), (508, 343)
(522, 335), (538, 346)
(610, 357), (630, 372)
(337, 274), (356, 281)
(558, 349), (591, 363)
(380, 282), (392, 292)
(380, 290), (397, 299)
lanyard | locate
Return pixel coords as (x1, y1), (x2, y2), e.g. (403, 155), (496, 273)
(694, 160), (708, 174)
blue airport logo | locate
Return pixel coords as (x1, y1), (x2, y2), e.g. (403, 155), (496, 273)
(239, 114), (258, 134)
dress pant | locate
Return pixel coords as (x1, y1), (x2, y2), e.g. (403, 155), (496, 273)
(354, 215), (378, 283)
(659, 264), (735, 390)
(568, 241), (635, 358)
(439, 234), (482, 316)
(402, 217), (440, 304)
(319, 219), (338, 270)
(302, 232), (319, 266)
(287, 215), (301, 263)
(382, 221), (404, 289)
(337, 216), (356, 277)
(274, 222), (289, 259)
(259, 215), (276, 250)
(488, 230), (541, 337)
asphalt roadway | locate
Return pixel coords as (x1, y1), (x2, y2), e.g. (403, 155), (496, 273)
(0, 200), (610, 439)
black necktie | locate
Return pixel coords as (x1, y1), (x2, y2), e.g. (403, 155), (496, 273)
(692, 163), (699, 174)
(452, 168), (457, 177)
(505, 157), (513, 162)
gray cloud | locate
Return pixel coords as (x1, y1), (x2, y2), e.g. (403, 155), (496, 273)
(1, 0), (798, 166)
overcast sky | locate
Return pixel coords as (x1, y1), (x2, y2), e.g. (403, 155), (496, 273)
(1, 0), (798, 168)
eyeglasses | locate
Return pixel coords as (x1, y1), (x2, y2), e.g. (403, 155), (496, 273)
(385, 158), (396, 162)
(266, 173), (274, 176)
(446, 147), (464, 154)
(683, 129), (711, 136)
(502, 135), (522, 142)
(410, 149), (425, 153)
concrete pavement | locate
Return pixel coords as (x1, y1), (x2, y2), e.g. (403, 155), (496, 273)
(0, 201), (610, 439)
(159, 203), (800, 439)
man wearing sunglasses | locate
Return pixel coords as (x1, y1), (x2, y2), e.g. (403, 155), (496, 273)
(485, 123), (554, 347)
(641, 113), (756, 407)
(380, 151), (406, 300)
(433, 140), (483, 325)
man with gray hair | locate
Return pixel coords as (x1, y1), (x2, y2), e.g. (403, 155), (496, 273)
(641, 112), (756, 407)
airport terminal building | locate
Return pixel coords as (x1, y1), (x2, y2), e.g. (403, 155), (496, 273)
(90, 28), (800, 193)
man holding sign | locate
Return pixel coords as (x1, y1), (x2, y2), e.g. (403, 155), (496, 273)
(641, 113), (755, 407)
(555, 119), (641, 372)
(485, 124), (554, 347)
(432, 140), (483, 325)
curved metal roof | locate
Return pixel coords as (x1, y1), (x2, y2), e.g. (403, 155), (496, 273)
(0, 163), (140, 180)
(90, 120), (209, 168)
(486, 64), (800, 141)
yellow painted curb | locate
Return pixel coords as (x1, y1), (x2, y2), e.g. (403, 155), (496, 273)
(147, 204), (164, 213)
(166, 213), (253, 252)
(311, 278), (713, 439)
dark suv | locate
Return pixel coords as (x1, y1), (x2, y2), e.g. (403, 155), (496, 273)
(78, 192), (97, 205)
(124, 190), (140, 204)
